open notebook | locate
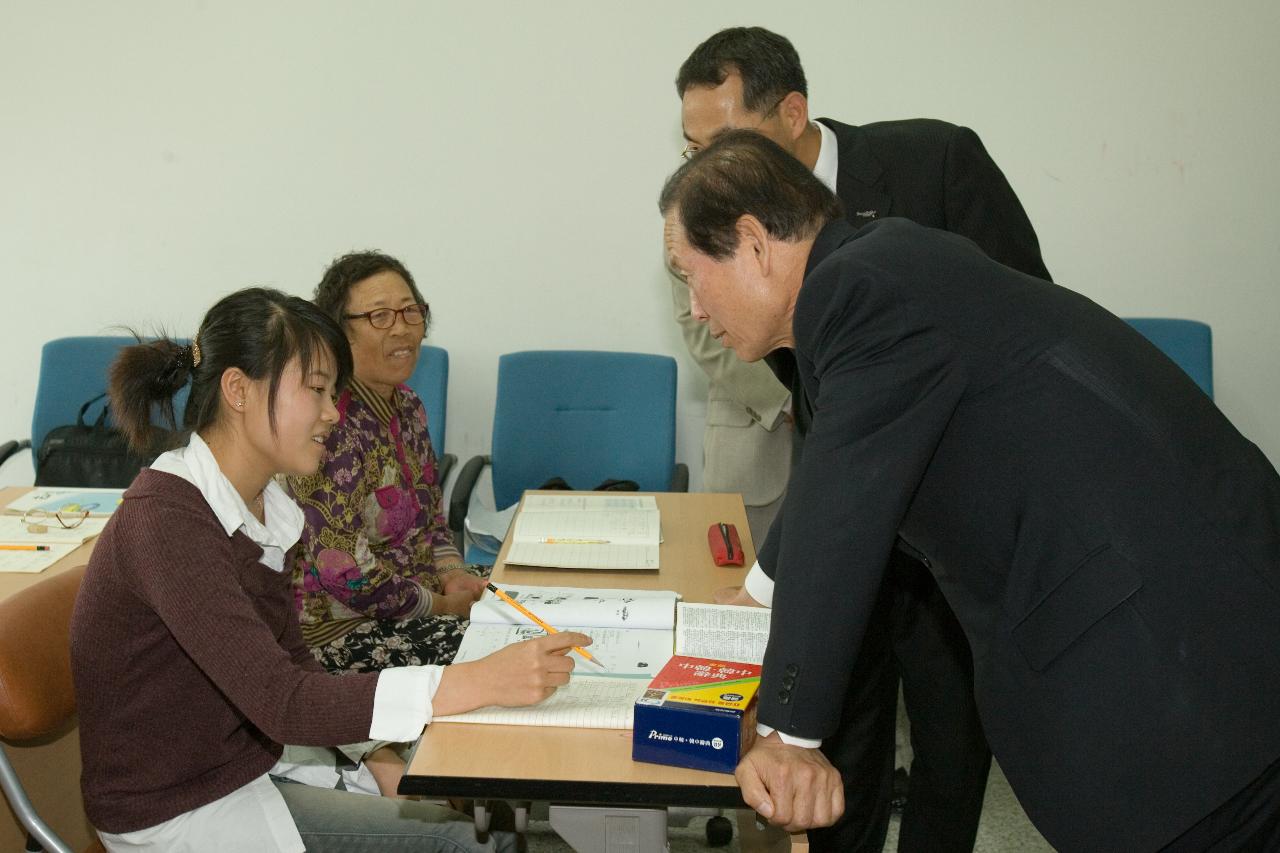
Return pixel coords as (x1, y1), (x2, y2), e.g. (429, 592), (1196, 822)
(435, 587), (771, 729)
(503, 494), (661, 570)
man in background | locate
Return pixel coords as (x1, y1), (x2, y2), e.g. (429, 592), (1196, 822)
(671, 27), (1050, 852)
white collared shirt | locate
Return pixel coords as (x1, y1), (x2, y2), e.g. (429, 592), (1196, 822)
(100, 433), (443, 852)
(812, 119), (839, 194)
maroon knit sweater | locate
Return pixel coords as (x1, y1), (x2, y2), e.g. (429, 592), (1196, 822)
(71, 469), (381, 833)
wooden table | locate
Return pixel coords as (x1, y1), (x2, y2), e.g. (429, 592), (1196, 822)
(399, 491), (757, 808)
(0, 486), (99, 852)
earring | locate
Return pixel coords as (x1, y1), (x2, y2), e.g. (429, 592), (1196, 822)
(236, 400), (245, 409)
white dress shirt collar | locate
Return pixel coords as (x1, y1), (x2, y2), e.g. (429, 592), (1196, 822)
(149, 432), (304, 572)
(812, 119), (839, 194)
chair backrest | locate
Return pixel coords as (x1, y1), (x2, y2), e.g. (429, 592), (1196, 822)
(490, 350), (678, 510)
(31, 337), (191, 454)
(0, 566), (87, 853)
(403, 344), (449, 452)
(1122, 318), (1213, 399)
(0, 566), (84, 742)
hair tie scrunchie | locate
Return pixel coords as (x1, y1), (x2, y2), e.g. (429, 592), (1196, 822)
(190, 336), (202, 369)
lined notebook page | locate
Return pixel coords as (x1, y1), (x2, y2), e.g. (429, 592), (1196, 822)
(434, 677), (649, 729)
(504, 494), (660, 570)
(505, 541), (659, 570)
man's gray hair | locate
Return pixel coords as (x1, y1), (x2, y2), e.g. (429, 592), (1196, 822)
(659, 130), (843, 260)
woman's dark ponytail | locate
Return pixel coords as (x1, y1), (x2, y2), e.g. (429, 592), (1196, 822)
(107, 287), (351, 455)
(108, 337), (195, 453)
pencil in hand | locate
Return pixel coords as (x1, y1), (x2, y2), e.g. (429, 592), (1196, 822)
(485, 582), (607, 669)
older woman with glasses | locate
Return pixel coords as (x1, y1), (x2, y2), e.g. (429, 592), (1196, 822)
(286, 251), (487, 673)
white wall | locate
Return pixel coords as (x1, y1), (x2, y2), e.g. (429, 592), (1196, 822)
(3, 1), (1278, 490)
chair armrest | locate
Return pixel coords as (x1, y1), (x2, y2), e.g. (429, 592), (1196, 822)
(437, 453), (457, 489)
(0, 439), (31, 469)
(449, 454), (491, 537)
(669, 462), (690, 493)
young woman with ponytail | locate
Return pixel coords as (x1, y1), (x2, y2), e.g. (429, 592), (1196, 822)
(70, 288), (588, 852)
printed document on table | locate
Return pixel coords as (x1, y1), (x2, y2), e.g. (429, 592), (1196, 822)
(454, 623), (674, 677)
(456, 585), (679, 676)
(0, 515), (109, 546)
(442, 584), (679, 726)
(434, 677), (650, 729)
(675, 602), (772, 665)
(505, 494), (661, 570)
(471, 585), (678, 630)
(0, 543), (78, 574)
(4, 488), (126, 517)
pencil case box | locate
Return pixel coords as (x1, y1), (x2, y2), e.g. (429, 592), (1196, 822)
(707, 523), (744, 566)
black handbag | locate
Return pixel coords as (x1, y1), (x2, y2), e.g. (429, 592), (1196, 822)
(35, 394), (175, 488)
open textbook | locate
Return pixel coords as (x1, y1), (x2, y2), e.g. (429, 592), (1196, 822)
(435, 587), (771, 729)
(503, 494), (661, 570)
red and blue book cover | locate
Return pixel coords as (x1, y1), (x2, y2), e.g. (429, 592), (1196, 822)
(632, 655), (761, 774)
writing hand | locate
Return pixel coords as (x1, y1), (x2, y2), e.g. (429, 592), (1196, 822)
(436, 631), (594, 716)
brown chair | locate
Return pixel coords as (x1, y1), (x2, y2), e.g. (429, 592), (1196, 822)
(0, 565), (104, 853)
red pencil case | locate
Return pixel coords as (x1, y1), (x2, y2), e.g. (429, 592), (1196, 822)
(707, 522), (744, 566)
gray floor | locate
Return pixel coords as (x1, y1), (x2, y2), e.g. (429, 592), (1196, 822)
(523, 761), (1053, 852)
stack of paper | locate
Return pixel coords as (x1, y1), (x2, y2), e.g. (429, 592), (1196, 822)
(435, 585), (772, 729)
(503, 494), (661, 570)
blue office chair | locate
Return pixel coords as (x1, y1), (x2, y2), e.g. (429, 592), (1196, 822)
(402, 344), (455, 484)
(449, 350), (689, 564)
(1123, 318), (1213, 399)
(0, 337), (191, 481)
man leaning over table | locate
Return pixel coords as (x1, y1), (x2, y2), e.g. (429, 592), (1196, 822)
(660, 129), (1280, 853)
(671, 25), (1050, 853)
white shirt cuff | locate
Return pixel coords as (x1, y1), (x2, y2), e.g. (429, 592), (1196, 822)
(756, 722), (823, 749)
(368, 665), (444, 742)
(744, 562), (776, 608)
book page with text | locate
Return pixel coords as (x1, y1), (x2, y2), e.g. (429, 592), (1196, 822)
(433, 677), (650, 729)
(471, 585), (678, 630)
(675, 603), (772, 664)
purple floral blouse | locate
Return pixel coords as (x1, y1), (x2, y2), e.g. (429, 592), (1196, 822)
(287, 378), (462, 648)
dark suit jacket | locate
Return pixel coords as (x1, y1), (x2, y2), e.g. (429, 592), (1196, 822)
(820, 117), (1050, 279)
(758, 217), (1280, 852)
(770, 117), (1051, 433)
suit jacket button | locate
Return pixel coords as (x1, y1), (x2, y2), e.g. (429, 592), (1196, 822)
(782, 676), (795, 689)
(777, 690), (790, 704)
(785, 664), (799, 676)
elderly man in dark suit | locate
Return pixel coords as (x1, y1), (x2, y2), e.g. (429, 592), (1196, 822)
(673, 27), (1051, 852)
(660, 129), (1280, 853)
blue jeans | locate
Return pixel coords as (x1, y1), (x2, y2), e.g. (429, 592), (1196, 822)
(272, 777), (516, 853)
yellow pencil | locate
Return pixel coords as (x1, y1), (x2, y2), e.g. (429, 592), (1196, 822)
(485, 583), (605, 669)
(0, 544), (52, 551)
